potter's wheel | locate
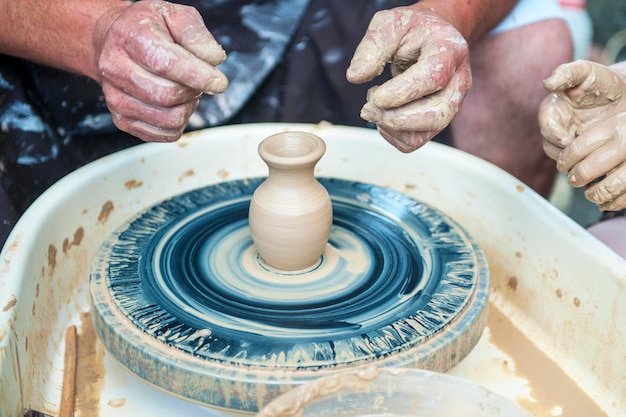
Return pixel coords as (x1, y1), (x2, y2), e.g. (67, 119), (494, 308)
(90, 177), (489, 413)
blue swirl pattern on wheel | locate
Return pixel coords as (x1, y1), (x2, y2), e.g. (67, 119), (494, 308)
(90, 178), (489, 411)
(95, 178), (480, 369)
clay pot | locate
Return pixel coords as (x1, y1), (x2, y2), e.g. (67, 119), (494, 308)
(249, 131), (333, 271)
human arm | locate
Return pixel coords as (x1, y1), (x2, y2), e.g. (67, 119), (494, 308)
(539, 60), (626, 211)
(0, 0), (228, 142)
(346, 0), (518, 152)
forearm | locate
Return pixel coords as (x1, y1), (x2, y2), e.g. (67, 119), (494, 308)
(414, 0), (518, 45)
(0, 0), (132, 80)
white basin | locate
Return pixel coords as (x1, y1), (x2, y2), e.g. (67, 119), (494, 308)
(1, 123), (624, 417)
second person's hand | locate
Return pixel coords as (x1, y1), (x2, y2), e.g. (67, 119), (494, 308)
(539, 60), (626, 210)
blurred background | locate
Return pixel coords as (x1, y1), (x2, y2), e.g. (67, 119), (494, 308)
(587, 0), (626, 64)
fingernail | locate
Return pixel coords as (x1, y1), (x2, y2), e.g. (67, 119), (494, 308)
(207, 41), (227, 63)
(346, 62), (364, 80)
(205, 74), (229, 94)
(568, 173), (577, 184)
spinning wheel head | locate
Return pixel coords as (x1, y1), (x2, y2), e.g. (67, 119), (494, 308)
(90, 178), (489, 413)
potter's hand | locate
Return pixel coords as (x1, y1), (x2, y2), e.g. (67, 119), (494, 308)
(346, 4), (472, 153)
(93, 0), (228, 142)
(539, 60), (626, 210)
(539, 60), (626, 160)
(563, 113), (626, 211)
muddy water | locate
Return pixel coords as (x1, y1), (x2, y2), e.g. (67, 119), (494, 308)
(487, 305), (607, 417)
(72, 303), (609, 417)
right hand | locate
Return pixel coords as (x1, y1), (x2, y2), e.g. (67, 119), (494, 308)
(346, 4), (472, 153)
(539, 60), (626, 210)
(93, 0), (229, 142)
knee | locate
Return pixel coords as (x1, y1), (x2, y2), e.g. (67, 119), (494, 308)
(532, 18), (574, 68)
(469, 18), (574, 108)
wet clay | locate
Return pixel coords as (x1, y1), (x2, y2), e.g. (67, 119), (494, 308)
(249, 131), (332, 271)
(539, 60), (626, 210)
(254, 304), (609, 417)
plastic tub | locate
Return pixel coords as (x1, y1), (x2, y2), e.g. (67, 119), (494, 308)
(256, 367), (531, 417)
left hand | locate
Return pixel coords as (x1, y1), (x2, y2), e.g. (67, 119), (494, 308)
(346, 4), (472, 152)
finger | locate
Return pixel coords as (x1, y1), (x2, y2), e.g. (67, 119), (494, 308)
(362, 69), (467, 133)
(562, 117), (626, 183)
(346, 10), (403, 84)
(127, 34), (228, 94)
(543, 60), (595, 92)
(124, 15), (228, 94)
(369, 41), (469, 109)
(377, 124), (436, 153)
(104, 84), (200, 130)
(542, 140), (562, 162)
(538, 93), (576, 147)
(363, 94), (452, 134)
(160, 3), (227, 65)
(599, 192), (626, 211)
(113, 114), (186, 143)
(102, 60), (201, 107)
(548, 61), (624, 108)
(585, 162), (626, 206)
(557, 129), (613, 174)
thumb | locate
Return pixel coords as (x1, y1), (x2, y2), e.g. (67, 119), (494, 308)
(346, 10), (401, 84)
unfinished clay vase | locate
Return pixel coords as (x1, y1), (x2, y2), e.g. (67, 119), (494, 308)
(249, 131), (333, 271)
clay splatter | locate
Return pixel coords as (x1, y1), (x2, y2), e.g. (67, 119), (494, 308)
(98, 201), (114, 224)
(63, 227), (85, 254)
(124, 179), (143, 190)
(178, 169), (195, 182)
(107, 397), (127, 408)
(47, 244), (57, 275)
(2, 295), (16, 312)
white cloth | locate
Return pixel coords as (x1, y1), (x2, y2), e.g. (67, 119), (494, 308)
(490, 0), (565, 34)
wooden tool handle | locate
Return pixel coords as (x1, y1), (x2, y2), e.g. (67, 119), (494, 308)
(59, 325), (77, 417)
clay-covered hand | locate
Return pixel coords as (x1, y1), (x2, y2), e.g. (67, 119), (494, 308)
(93, 0), (228, 142)
(346, 3), (472, 153)
(539, 60), (626, 210)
